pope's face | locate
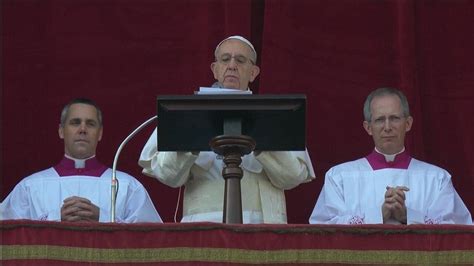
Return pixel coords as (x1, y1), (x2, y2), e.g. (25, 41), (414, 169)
(363, 94), (413, 154)
(58, 103), (103, 159)
(211, 39), (260, 90)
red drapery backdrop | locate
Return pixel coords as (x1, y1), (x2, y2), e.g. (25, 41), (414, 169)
(2, 0), (473, 224)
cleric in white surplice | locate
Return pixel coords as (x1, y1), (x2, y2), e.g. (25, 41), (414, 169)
(309, 88), (472, 225)
(1, 98), (162, 223)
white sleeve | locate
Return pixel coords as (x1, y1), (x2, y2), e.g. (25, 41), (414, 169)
(0, 182), (32, 220)
(309, 170), (352, 224)
(407, 172), (472, 225)
(309, 169), (381, 224)
(138, 128), (198, 188)
(255, 149), (315, 190)
(121, 182), (163, 223)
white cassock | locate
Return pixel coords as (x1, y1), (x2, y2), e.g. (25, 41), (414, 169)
(309, 150), (472, 225)
(1, 157), (162, 223)
(139, 128), (316, 224)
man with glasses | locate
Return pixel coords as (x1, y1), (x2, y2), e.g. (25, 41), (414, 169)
(309, 87), (472, 225)
(139, 36), (315, 224)
(210, 35), (260, 90)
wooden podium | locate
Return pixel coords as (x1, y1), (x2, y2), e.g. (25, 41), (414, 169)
(157, 94), (306, 223)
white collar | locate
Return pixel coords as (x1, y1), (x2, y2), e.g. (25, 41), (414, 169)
(374, 147), (405, 162)
(64, 154), (96, 169)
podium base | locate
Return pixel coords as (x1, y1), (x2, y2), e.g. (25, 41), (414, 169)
(209, 135), (256, 224)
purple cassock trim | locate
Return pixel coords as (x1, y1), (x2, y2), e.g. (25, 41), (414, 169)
(365, 149), (412, 170)
(54, 157), (108, 177)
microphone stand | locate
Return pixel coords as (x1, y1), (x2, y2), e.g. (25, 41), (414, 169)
(110, 115), (157, 222)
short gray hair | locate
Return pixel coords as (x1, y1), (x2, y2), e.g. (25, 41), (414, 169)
(363, 87), (410, 122)
(60, 98), (103, 127)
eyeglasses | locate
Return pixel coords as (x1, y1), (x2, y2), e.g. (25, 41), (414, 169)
(217, 53), (255, 65)
(370, 115), (405, 127)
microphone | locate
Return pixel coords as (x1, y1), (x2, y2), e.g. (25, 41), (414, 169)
(211, 82), (223, 88)
(110, 115), (157, 222)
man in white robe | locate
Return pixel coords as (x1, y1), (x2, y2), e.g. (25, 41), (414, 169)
(139, 36), (315, 224)
(1, 98), (162, 223)
(309, 88), (472, 225)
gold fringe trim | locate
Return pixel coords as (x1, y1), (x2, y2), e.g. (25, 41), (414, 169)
(2, 245), (474, 264)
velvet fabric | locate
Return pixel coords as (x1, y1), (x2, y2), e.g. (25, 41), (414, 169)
(2, 0), (473, 223)
(1, 220), (473, 265)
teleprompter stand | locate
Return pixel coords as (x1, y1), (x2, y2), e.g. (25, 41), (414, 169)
(157, 94), (306, 224)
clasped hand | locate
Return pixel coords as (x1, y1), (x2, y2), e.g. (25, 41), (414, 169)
(382, 186), (409, 224)
(61, 196), (100, 222)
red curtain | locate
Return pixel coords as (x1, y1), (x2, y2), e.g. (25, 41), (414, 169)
(2, 0), (473, 224)
(258, 0), (474, 223)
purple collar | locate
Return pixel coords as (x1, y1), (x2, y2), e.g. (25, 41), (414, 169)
(365, 149), (412, 170)
(54, 156), (108, 177)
